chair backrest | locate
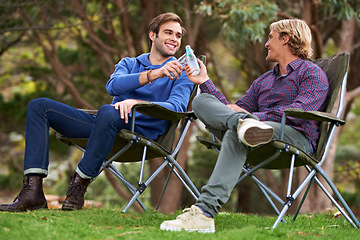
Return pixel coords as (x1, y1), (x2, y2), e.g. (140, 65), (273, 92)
(311, 52), (350, 160)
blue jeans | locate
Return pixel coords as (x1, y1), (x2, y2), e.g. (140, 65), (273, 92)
(23, 98), (133, 178)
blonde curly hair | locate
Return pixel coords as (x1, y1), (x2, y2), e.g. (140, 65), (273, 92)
(270, 19), (313, 59)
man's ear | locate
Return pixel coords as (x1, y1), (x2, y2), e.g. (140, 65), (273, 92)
(282, 34), (290, 45)
(149, 31), (156, 42)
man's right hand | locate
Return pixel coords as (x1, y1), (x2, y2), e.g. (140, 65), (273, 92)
(150, 60), (184, 81)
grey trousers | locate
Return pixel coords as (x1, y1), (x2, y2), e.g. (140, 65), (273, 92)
(192, 93), (312, 218)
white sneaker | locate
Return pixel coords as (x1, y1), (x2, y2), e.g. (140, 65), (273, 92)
(237, 118), (274, 147)
(160, 205), (215, 233)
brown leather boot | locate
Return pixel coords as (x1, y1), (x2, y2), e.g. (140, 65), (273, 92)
(62, 172), (91, 211)
(0, 175), (48, 212)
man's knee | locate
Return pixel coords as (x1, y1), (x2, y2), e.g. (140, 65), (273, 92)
(28, 97), (52, 111)
(192, 93), (213, 112)
(96, 104), (120, 125)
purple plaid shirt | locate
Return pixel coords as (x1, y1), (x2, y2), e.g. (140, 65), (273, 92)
(199, 58), (329, 149)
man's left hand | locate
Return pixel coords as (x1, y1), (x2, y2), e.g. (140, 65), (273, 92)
(112, 99), (145, 124)
(227, 104), (249, 113)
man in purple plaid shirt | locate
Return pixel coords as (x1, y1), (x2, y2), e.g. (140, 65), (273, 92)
(161, 19), (328, 233)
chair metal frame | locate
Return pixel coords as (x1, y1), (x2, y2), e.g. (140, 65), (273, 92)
(60, 103), (201, 212)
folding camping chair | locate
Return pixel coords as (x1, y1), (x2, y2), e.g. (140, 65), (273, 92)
(197, 52), (360, 229)
(56, 56), (206, 212)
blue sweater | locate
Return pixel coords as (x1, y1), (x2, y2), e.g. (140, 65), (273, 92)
(106, 53), (194, 140)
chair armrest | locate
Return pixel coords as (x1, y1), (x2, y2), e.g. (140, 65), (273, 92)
(133, 102), (194, 121)
(279, 108), (345, 141)
(78, 103), (194, 121)
(196, 136), (222, 150)
(79, 103), (195, 133)
(283, 108), (345, 125)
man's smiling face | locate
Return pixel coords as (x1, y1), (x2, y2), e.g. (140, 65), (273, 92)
(151, 21), (183, 58)
(265, 30), (285, 63)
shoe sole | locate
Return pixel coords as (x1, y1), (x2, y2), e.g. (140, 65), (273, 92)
(0, 203), (48, 212)
(61, 205), (82, 211)
(160, 223), (215, 233)
(243, 127), (274, 147)
(29, 204), (48, 211)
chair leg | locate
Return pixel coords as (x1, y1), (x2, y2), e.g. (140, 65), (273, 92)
(122, 191), (142, 213)
(241, 165), (286, 223)
(164, 155), (200, 197)
(293, 173), (315, 221)
(155, 164), (175, 210)
(170, 165), (200, 199)
(273, 154), (297, 228)
(156, 162), (200, 210)
(314, 175), (358, 227)
(107, 164), (147, 211)
(273, 169), (315, 229)
(273, 203), (291, 229)
(273, 167), (319, 229)
(253, 179), (286, 223)
(314, 165), (360, 228)
(122, 160), (169, 212)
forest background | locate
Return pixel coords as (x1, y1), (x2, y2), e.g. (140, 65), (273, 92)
(0, 0), (360, 216)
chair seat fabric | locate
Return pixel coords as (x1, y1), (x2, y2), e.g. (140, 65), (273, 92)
(246, 140), (318, 169)
(57, 129), (171, 162)
(196, 136), (318, 169)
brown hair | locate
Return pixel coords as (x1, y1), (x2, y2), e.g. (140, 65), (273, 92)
(148, 12), (186, 46)
(270, 19), (313, 59)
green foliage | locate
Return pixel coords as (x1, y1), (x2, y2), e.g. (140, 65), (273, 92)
(334, 99), (360, 212)
(0, 208), (359, 240)
(320, 0), (360, 23)
(0, 88), (57, 133)
(197, 0), (278, 50)
(0, 174), (16, 190)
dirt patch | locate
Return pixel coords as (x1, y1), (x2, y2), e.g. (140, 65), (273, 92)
(0, 190), (17, 204)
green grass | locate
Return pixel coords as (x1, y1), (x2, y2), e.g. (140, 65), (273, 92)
(0, 207), (359, 239)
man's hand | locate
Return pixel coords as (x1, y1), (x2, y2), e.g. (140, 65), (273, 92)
(150, 60), (184, 81)
(112, 99), (145, 124)
(184, 59), (209, 85)
(227, 104), (250, 113)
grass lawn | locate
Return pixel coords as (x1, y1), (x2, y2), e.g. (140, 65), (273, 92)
(0, 207), (359, 239)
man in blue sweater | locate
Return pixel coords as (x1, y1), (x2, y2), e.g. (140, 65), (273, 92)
(0, 12), (194, 212)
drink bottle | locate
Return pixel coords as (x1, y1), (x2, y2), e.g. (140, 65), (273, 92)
(185, 45), (200, 76)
